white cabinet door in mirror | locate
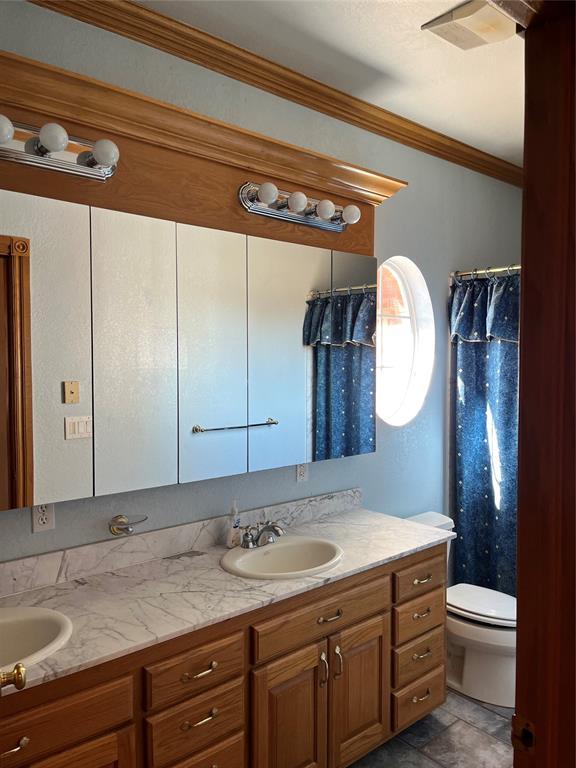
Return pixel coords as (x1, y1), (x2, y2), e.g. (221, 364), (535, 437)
(177, 224), (247, 482)
(91, 208), (178, 496)
(0, 190), (93, 506)
(248, 237), (331, 472)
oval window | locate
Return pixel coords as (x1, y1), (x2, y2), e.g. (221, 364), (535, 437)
(376, 256), (435, 426)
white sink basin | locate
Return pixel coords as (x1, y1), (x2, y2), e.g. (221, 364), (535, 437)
(0, 607), (73, 671)
(221, 535), (343, 580)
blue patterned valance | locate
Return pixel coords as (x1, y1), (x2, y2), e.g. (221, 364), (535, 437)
(450, 275), (520, 343)
(303, 290), (376, 347)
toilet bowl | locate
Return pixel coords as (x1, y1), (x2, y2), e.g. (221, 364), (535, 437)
(408, 512), (517, 708)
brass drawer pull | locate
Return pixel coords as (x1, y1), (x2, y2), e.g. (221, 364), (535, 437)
(412, 688), (431, 704)
(412, 608), (432, 620)
(0, 662), (26, 690)
(334, 645), (344, 679)
(317, 608), (343, 625)
(412, 649), (432, 661)
(1, 736), (30, 757)
(180, 707), (219, 731)
(413, 574), (432, 586)
(181, 660), (218, 683)
(319, 651), (329, 687)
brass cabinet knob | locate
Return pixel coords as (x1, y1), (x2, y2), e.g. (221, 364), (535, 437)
(0, 662), (27, 690)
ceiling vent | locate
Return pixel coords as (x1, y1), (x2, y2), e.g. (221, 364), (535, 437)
(421, 0), (517, 50)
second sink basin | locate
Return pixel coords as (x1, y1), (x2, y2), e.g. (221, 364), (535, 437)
(221, 535), (343, 579)
(0, 607), (73, 671)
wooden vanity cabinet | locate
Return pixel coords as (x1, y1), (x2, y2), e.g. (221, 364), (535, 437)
(26, 728), (135, 768)
(0, 545), (447, 768)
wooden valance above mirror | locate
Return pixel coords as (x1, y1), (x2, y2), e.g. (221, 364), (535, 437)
(0, 52), (407, 257)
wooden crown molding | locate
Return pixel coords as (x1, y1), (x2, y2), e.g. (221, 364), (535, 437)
(0, 51), (405, 207)
(29, 0), (523, 188)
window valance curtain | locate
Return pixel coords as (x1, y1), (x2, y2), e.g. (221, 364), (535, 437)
(303, 290), (376, 347)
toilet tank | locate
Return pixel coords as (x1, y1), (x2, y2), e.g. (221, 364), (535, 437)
(408, 511), (455, 559)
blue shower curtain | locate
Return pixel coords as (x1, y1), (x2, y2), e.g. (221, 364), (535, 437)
(303, 290), (376, 460)
(449, 275), (520, 597)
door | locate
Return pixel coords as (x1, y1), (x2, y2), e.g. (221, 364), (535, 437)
(177, 224), (247, 482)
(328, 614), (391, 768)
(0, 190), (92, 507)
(252, 640), (328, 768)
(28, 728), (134, 768)
(247, 237), (331, 471)
(91, 208), (177, 496)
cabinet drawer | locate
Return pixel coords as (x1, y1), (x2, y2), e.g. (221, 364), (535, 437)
(146, 677), (244, 768)
(393, 667), (445, 731)
(393, 627), (445, 688)
(252, 575), (391, 663)
(171, 731), (244, 768)
(394, 556), (446, 603)
(145, 631), (244, 709)
(393, 587), (445, 646)
(0, 677), (133, 767)
(27, 727), (134, 768)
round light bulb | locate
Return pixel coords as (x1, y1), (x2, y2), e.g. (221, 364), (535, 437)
(257, 182), (279, 205)
(0, 114), (14, 145)
(39, 123), (69, 153)
(287, 191), (308, 213)
(93, 139), (120, 167)
(342, 204), (361, 225)
(316, 199), (336, 221)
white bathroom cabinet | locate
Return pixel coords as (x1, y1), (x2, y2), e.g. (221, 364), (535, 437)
(91, 208), (178, 496)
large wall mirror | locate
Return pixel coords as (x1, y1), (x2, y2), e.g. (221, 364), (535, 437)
(0, 189), (376, 513)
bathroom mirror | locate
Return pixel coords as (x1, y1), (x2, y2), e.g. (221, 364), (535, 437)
(0, 190), (377, 513)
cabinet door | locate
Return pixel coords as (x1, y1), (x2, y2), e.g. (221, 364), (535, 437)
(329, 613), (391, 768)
(252, 641), (328, 768)
(91, 209), (177, 495)
(0, 190), (92, 506)
(28, 728), (134, 768)
(177, 224), (247, 482)
(247, 237), (330, 471)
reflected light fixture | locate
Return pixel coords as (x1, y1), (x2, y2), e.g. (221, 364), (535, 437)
(239, 181), (362, 232)
(0, 113), (120, 182)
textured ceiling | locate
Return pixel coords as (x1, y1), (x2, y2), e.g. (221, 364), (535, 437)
(139, 0), (524, 165)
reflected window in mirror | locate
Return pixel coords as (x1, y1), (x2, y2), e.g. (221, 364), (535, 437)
(376, 256), (434, 426)
(303, 251), (377, 460)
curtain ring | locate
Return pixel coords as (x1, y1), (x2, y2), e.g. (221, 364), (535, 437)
(363, 284), (367, 294)
(484, 267), (491, 280)
(472, 268), (478, 281)
(347, 286), (352, 296)
(506, 265), (512, 277)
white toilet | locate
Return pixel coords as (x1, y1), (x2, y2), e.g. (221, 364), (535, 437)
(409, 512), (517, 708)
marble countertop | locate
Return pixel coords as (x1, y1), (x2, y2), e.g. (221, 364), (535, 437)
(0, 509), (454, 692)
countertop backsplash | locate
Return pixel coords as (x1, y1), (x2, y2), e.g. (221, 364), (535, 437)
(0, 489), (361, 597)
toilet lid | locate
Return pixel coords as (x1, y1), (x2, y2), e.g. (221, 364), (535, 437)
(447, 584), (516, 628)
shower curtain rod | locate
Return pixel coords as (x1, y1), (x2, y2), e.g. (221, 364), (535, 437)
(311, 283), (377, 297)
(451, 264), (521, 280)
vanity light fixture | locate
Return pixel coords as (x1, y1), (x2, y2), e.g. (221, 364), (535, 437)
(239, 181), (362, 232)
(0, 113), (120, 182)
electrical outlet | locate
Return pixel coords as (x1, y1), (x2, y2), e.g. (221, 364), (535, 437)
(32, 503), (56, 533)
(296, 463), (309, 483)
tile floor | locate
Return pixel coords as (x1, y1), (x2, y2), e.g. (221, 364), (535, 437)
(352, 690), (514, 768)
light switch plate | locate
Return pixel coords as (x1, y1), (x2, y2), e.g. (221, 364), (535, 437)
(65, 415), (93, 440)
(63, 380), (80, 404)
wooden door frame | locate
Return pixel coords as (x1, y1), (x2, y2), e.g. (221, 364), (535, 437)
(0, 234), (33, 508)
(513, 2), (575, 765)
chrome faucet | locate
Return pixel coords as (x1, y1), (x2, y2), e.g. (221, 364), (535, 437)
(240, 520), (285, 549)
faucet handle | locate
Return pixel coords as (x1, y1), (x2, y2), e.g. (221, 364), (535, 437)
(240, 525), (258, 549)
